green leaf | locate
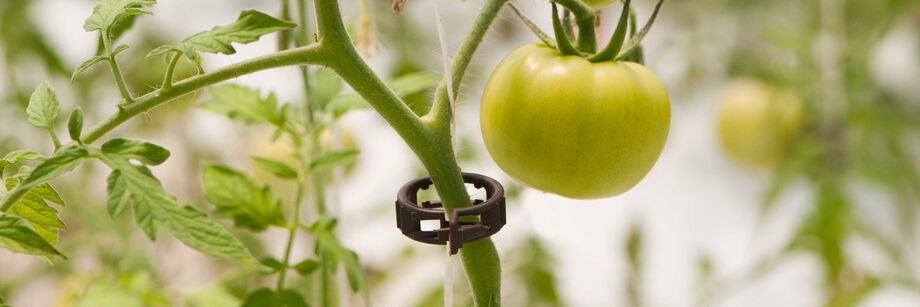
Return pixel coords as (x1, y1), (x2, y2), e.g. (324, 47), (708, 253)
(201, 165), (286, 231)
(310, 150), (359, 173)
(68, 108), (84, 142)
(201, 84), (283, 126)
(259, 256), (285, 272)
(8, 192), (66, 245)
(177, 10), (295, 68)
(20, 146), (88, 188)
(71, 56), (108, 81)
(26, 82), (61, 128)
(0, 150), (44, 175)
(99, 153), (256, 265)
(241, 288), (308, 307)
(145, 44), (178, 58)
(106, 169), (129, 218)
(183, 285), (241, 307)
(31, 183), (64, 205)
(252, 156), (298, 179)
(83, 0), (156, 33)
(101, 138), (170, 165)
(326, 95), (370, 119)
(311, 227), (365, 293)
(293, 259), (320, 276)
(0, 212), (64, 258)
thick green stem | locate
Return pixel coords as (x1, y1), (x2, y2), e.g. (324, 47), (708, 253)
(81, 44), (326, 144)
(46, 126), (62, 151)
(101, 31), (134, 103)
(553, 0), (597, 53)
(314, 0), (501, 305)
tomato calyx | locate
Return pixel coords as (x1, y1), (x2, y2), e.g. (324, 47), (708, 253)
(546, 0), (665, 64)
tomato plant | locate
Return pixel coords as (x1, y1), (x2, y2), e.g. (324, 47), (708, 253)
(716, 79), (804, 168)
(483, 0), (668, 199)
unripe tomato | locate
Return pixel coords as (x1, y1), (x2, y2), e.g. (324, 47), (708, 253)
(716, 79), (804, 168)
(581, 0), (618, 10)
(480, 44), (670, 199)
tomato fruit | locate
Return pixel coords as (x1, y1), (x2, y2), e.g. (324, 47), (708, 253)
(480, 44), (670, 199)
(716, 79), (804, 168)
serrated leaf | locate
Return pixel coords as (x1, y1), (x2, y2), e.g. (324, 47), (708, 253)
(201, 84), (283, 126)
(99, 153), (256, 265)
(9, 193), (66, 245)
(0, 150), (44, 175)
(83, 0), (156, 33)
(0, 212), (64, 258)
(31, 183), (64, 205)
(145, 44), (178, 58)
(106, 169), (129, 218)
(101, 138), (170, 165)
(202, 165), (286, 231)
(293, 259), (319, 276)
(68, 108), (84, 142)
(252, 156), (298, 179)
(20, 146), (87, 188)
(310, 150), (359, 173)
(26, 82), (61, 128)
(177, 10), (294, 67)
(71, 56), (108, 81)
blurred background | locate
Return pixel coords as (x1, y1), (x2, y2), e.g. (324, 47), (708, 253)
(1, 0), (919, 306)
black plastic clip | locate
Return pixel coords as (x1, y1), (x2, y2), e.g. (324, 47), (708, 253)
(395, 172), (506, 255)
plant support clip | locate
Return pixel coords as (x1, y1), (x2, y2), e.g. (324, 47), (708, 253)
(395, 172), (507, 255)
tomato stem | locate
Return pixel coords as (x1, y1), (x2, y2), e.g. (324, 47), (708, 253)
(614, 0), (665, 61)
(508, 3), (556, 49)
(589, 0), (631, 62)
(554, 0), (598, 53)
(552, 3), (582, 56)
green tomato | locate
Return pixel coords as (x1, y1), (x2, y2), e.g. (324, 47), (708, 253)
(716, 79), (804, 168)
(581, 0), (619, 10)
(480, 44), (670, 199)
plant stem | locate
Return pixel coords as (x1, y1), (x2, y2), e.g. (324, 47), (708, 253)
(313, 0), (502, 305)
(81, 44), (326, 144)
(161, 52), (180, 92)
(101, 31), (134, 104)
(276, 178), (305, 291)
(46, 127), (61, 151)
(553, 0), (597, 53)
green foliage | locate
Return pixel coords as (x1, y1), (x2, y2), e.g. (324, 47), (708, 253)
(201, 165), (287, 232)
(309, 150), (359, 173)
(513, 237), (562, 306)
(148, 10), (295, 69)
(98, 141), (256, 265)
(4, 179), (66, 246)
(293, 259), (320, 276)
(0, 150), (44, 175)
(72, 271), (171, 307)
(100, 138), (170, 165)
(0, 212), (63, 258)
(308, 219), (366, 293)
(260, 256), (286, 272)
(202, 84), (287, 126)
(252, 156), (299, 180)
(68, 108), (84, 142)
(20, 146), (88, 188)
(241, 288), (309, 307)
(83, 0), (156, 34)
(26, 82), (61, 129)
